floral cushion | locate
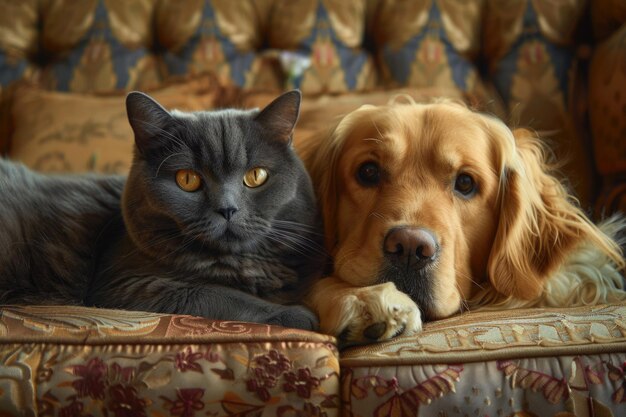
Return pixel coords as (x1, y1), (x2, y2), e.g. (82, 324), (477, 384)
(340, 302), (626, 417)
(2, 303), (626, 416)
(0, 305), (339, 417)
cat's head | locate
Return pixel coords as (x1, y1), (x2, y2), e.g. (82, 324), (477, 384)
(122, 90), (320, 258)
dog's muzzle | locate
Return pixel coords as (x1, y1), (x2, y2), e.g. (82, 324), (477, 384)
(381, 226), (439, 318)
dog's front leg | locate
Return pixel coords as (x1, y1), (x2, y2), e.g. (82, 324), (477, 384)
(307, 277), (422, 345)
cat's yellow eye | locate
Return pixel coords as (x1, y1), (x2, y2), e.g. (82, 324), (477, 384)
(176, 169), (202, 192)
(243, 167), (268, 188)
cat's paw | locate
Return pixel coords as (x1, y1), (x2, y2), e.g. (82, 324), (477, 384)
(267, 305), (320, 331)
(335, 282), (422, 346)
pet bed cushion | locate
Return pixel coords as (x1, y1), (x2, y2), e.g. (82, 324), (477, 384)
(0, 305), (340, 416)
(8, 78), (220, 174)
(339, 302), (626, 417)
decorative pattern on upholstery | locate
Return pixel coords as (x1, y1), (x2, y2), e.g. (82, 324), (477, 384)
(8, 79), (220, 173)
(341, 303), (626, 365)
(591, 0), (626, 41)
(0, 305), (340, 417)
(372, 0), (485, 96)
(483, 0), (594, 204)
(157, 0), (264, 89)
(37, 0), (160, 93)
(589, 0), (626, 218)
(0, 0), (614, 201)
(343, 354), (626, 417)
(269, 0), (376, 94)
(0, 0), (38, 88)
(589, 25), (626, 177)
(340, 303), (626, 416)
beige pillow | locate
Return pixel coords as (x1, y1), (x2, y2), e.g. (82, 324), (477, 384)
(238, 87), (467, 146)
(9, 78), (220, 174)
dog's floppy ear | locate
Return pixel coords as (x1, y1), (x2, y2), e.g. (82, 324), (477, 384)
(299, 123), (343, 252)
(299, 105), (377, 252)
(487, 128), (622, 300)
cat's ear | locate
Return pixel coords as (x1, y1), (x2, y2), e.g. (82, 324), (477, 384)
(126, 91), (173, 152)
(254, 90), (301, 144)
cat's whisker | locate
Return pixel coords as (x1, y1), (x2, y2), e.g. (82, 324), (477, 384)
(264, 230), (327, 259)
(270, 231), (325, 255)
(133, 119), (189, 151)
(270, 226), (325, 246)
(263, 234), (311, 257)
(240, 216), (326, 258)
(271, 219), (320, 230)
(155, 153), (186, 178)
(271, 220), (325, 237)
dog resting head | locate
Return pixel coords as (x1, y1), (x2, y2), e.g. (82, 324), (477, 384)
(300, 100), (624, 322)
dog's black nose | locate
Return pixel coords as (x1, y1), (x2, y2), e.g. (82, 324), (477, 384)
(384, 227), (438, 268)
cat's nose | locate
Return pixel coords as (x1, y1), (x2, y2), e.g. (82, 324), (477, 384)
(217, 206), (238, 221)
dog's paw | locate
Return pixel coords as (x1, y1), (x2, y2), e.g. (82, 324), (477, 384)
(335, 282), (422, 345)
(267, 305), (320, 331)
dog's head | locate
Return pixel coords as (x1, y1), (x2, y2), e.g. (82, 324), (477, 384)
(300, 100), (623, 320)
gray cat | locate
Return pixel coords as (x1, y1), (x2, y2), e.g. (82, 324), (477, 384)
(0, 90), (326, 330)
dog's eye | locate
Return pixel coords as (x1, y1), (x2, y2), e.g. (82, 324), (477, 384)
(357, 162), (381, 186)
(454, 173), (476, 197)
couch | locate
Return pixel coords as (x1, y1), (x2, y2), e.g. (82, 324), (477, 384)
(1, 1), (625, 416)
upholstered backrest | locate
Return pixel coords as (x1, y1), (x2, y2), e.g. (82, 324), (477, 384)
(0, 1), (587, 97)
(1, 0), (621, 209)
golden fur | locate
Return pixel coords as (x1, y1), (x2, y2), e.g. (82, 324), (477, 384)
(300, 99), (626, 344)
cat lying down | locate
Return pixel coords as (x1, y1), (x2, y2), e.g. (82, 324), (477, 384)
(0, 90), (326, 330)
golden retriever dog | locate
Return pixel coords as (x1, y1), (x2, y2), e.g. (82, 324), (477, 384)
(299, 99), (626, 345)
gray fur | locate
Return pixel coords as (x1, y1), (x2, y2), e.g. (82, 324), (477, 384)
(0, 91), (326, 330)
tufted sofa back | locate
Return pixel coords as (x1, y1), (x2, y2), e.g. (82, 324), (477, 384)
(0, 0), (624, 212)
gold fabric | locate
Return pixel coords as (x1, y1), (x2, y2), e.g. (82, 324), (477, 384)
(239, 87), (468, 145)
(483, 0), (585, 66)
(9, 78), (221, 173)
(341, 303), (626, 366)
(589, 25), (626, 176)
(0, 305), (339, 417)
(371, 0), (488, 106)
(266, 0), (377, 94)
(0, 0), (38, 59)
(2, 304), (626, 416)
(592, 0), (626, 40)
(340, 303), (626, 417)
(1, 1), (626, 413)
(482, 0), (595, 204)
(373, 0), (483, 56)
(268, 0), (365, 49)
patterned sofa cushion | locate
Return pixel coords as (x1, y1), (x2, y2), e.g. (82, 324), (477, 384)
(8, 78), (221, 174)
(339, 303), (626, 417)
(237, 87), (468, 145)
(3, 304), (626, 416)
(0, 305), (340, 417)
(0, 0), (610, 207)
